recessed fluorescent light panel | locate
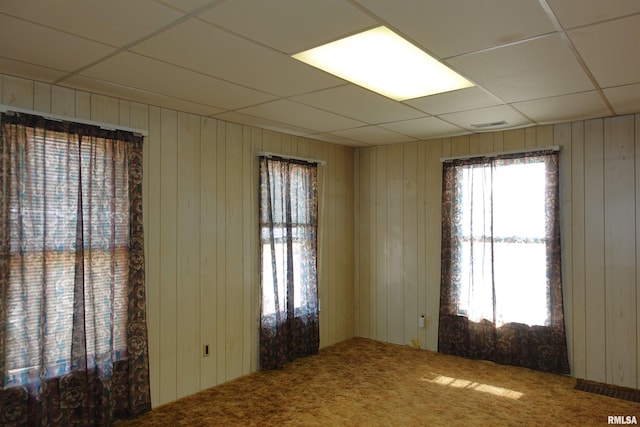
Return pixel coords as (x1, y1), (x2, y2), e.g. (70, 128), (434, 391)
(292, 26), (474, 101)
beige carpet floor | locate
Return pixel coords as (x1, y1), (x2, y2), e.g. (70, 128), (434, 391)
(118, 337), (640, 426)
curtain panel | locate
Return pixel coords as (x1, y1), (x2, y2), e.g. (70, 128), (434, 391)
(0, 113), (151, 425)
(438, 150), (570, 375)
(259, 156), (319, 370)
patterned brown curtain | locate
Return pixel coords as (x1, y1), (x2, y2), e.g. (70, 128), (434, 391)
(438, 150), (570, 375)
(0, 113), (151, 425)
(259, 156), (319, 370)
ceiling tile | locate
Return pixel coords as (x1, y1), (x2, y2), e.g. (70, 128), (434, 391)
(604, 84), (640, 115)
(77, 52), (276, 110)
(380, 117), (468, 140)
(568, 14), (640, 88)
(546, 0), (640, 29)
(237, 100), (365, 133)
(353, 0), (556, 57)
(132, 18), (343, 96)
(2, 1), (634, 147)
(291, 85), (426, 124)
(64, 74), (225, 117)
(513, 91), (612, 124)
(448, 34), (594, 102)
(198, 0), (377, 54)
(440, 105), (532, 131)
(156, 0), (224, 13)
(0, 0), (183, 47)
(405, 86), (504, 115)
(214, 111), (314, 136)
(329, 125), (416, 145)
(0, 14), (115, 72)
(306, 133), (370, 148)
(0, 57), (68, 84)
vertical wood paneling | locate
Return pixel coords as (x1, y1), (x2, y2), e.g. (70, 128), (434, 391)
(118, 99), (131, 127)
(176, 113), (202, 398)
(441, 138), (451, 158)
(307, 141), (327, 344)
(355, 113), (640, 389)
(403, 142), (418, 346)
(537, 125), (554, 148)
(215, 121), (227, 382)
(503, 128), (525, 151)
(247, 128), (262, 374)
(451, 135), (469, 157)
(262, 130), (282, 153)
(2, 75), (33, 108)
(75, 91), (91, 121)
(424, 141), (443, 350)
(281, 133), (295, 156)
(416, 142), (428, 348)
(468, 134), (479, 155)
(5, 74), (356, 408)
(386, 144), (404, 345)
(12, 72), (640, 402)
(584, 119), (607, 383)
(241, 126), (252, 375)
(146, 106), (162, 407)
(324, 143), (337, 345)
(33, 81), (51, 113)
(90, 94), (118, 123)
(51, 85), (76, 116)
(129, 102), (148, 132)
(357, 149), (371, 338)
(493, 132), (504, 152)
(604, 116), (636, 388)
(571, 121), (587, 379)
(375, 145), (388, 342)
(368, 148), (378, 340)
(225, 122), (244, 380)
(525, 127), (538, 149)
(478, 133), (494, 154)
(296, 137), (310, 158)
(200, 117), (218, 389)
(159, 108), (179, 404)
(336, 145), (354, 342)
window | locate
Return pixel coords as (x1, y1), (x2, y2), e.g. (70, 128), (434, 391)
(454, 158), (548, 326)
(438, 149), (570, 374)
(260, 226), (309, 315)
(258, 156), (320, 369)
(0, 112), (151, 420)
(3, 130), (129, 387)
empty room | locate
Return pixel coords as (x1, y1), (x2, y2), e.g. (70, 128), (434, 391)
(1, 1), (640, 425)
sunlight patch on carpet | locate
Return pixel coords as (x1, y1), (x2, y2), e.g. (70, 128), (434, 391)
(422, 373), (524, 399)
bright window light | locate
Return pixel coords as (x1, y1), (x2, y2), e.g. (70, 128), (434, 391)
(292, 26), (474, 101)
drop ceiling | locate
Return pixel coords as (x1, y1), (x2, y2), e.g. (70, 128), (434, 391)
(1, 0), (639, 147)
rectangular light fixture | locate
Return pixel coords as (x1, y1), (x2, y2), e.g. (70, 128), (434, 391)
(292, 26), (474, 101)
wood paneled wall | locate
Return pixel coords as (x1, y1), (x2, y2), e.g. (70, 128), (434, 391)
(1, 74), (355, 407)
(5, 71), (640, 396)
(355, 115), (640, 389)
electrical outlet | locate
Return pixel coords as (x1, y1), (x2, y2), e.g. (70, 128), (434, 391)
(203, 344), (210, 357)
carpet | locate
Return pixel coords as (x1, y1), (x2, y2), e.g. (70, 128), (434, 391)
(117, 337), (640, 426)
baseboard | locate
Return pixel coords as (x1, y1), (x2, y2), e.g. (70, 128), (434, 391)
(575, 379), (640, 403)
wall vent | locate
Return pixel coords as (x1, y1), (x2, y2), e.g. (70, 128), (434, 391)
(470, 120), (508, 128)
(575, 379), (640, 403)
